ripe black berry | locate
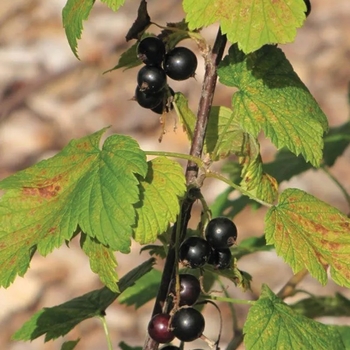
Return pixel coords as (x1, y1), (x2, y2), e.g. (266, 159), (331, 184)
(148, 313), (175, 343)
(151, 86), (175, 114)
(179, 236), (211, 268)
(205, 217), (237, 249)
(171, 274), (201, 306)
(171, 307), (205, 342)
(137, 66), (167, 94)
(137, 37), (166, 66)
(135, 86), (164, 109)
(160, 346), (179, 350)
(163, 47), (197, 81)
(208, 247), (232, 270)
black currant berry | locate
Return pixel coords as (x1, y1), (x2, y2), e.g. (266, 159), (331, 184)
(171, 307), (205, 342)
(137, 66), (167, 94)
(137, 37), (166, 65)
(205, 217), (237, 249)
(179, 236), (211, 268)
(163, 47), (197, 81)
(304, 0), (311, 17)
(208, 247), (232, 270)
(148, 313), (175, 343)
(151, 86), (175, 114)
(160, 346), (180, 350)
(135, 86), (164, 109)
(171, 274), (201, 306)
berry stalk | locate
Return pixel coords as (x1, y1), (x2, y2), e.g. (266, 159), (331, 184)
(143, 27), (227, 350)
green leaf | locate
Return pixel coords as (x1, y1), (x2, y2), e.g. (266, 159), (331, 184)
(12, 258), (155, 342)
(100, 0), (125, 12)
(263, 150), (311, 183)
(133, 157), (186, 244)
(80, 233), (118, 292)
(62, 0), (95, 59)
(238, 136), (278, 203)
(183, 0), (307, 53)
(104, 41), (142, 73)
(173, 92), (196, 141)
(263, 121), (350, 183)
(119, 341), (142, 350)
(158, 20), (191, 51)
(205, 106), (245, 159)
(244, 285), (345, 350)
(333, 326), (350, 349)
(118, 268), (161, 308)
(232, 235), (274, 260)
(323, 121), (350, 167)
(218, 44), (328, 167)
(291, 292), (350, 319)
(61, 339), (80, 350)
(0, 129), (147, 287)
(204, 259), (252, 291)
(265, 188), (350, 287)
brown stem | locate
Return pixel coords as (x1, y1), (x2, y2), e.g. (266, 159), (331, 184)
(277, 268), (309, 299)
(143, 28), (227, 350)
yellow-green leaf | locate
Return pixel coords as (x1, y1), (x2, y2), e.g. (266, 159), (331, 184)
(265, 188), (350, 287)
(0, 129), (147, 287)
(183, 0), (307, 53)
(62, 0), (95, 59)
(244, 284), (345, 350)
(218, 44), (328, 167)
(80, 233), (118, 292)
(133, 157), (186, 244)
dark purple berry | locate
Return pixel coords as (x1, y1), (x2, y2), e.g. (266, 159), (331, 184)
(137, 66), (167, 94)
(163, 47), (197, 81)
(179, 236), (211, 268)
(134, 86), (164, 109)
(171, 274), (201, 306)
(208, 247), (232, 270)
(137, 37), (166, 65)
(171, 308), (205, 342)
(148, 313), (175, 343)
(205, 217), (237, 249)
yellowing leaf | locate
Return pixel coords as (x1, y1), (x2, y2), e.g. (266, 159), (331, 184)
(0, 130), (147, 287)
(183, 0), (307, 53)
(218, 44), (328, 167)
(265, 188), (350, 287)
(174, 92), (196, 141)
(244, 285), (345, 350)
(100, 0), (125, 11)
(133, 157), (186, 244)
(205, 106), (245, 159)
(80, 234), (118, 292)
(62, 0), (95, 59)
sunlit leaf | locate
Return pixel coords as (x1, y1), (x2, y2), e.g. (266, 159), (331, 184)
(244, 285), (345, 350)
(183, 0), (307, 53)
(265, 188), (350, 287)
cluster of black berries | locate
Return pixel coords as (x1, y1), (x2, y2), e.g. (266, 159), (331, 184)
(147, 217), (238, 346)
(180, 217), (238, 270)
(148, 274), (204, 344)
(135, 36), (198, 114)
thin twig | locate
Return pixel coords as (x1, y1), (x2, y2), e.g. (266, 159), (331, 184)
(143, 27), (227, 350)
(277, 268), (309, 299)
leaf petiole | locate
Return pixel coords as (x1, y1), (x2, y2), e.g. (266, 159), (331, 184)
(99, 315), (113, 350)
(205, 171), (273, 208)
(204, 294), (255, 305)
(144, 150), (204, 167)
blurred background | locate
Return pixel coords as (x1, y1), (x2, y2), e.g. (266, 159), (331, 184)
(0, 1), (349, 349)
